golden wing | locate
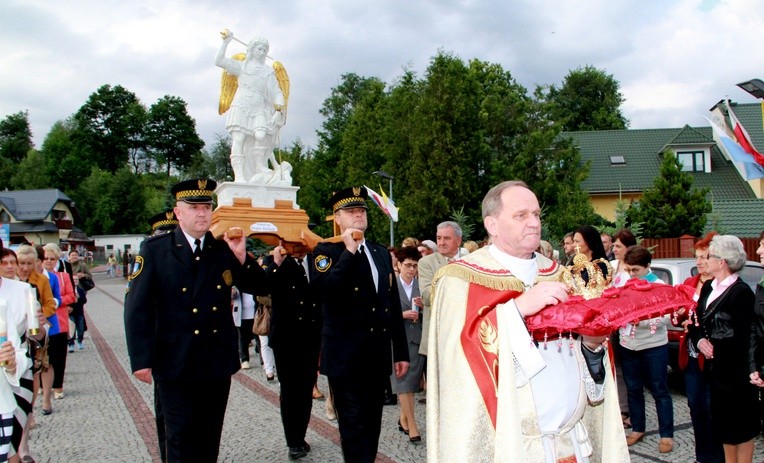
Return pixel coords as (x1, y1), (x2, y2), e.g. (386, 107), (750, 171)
(272, 61), (290, 118)
(218, 53), (246, 115)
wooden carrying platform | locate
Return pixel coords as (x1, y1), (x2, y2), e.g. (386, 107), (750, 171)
(210, 198), (332, 254)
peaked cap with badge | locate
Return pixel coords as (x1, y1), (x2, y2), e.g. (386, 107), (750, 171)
(148, 209), (179, 233)
(124, 175), (269, 462)
(310, 184), (409, 460)
(171, 178), (217, 204)
(329, 186), (368, 213)
(125, 175), (268, 384)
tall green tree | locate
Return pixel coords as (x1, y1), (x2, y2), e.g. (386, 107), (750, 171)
(206, 134), (235, 182)
(626, 152), (711, 237)
(334, 78), (396, 242)
(0, 111), (33, 163)
(467, 59), (602, 239)
(184, 134), (236, 182)
(108, 168), (158, 233)
(140, 171), (177, 212)
(12, 150), (49, 190)
(40, 119), (91, 193)
(396, 54), (489, 240)
(73, 84), (146, 173)
(298, 74), (386, 238)
(74, 167), (160, 235)
(543, 65), (628, 131)
(511, 117), (602, 238)
(0, 111), (34, 187)
(300, 54), (602, 242)
(146, 95), (204, 175)
(0, 156), (13, 190)
(75, 168), (117, 234)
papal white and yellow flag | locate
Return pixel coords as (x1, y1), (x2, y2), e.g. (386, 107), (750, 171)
(364, 185), (399, 222)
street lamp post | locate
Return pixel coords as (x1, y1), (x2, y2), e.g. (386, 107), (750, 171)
(737, 79), (764, 100)
(372, 170), (394, 247)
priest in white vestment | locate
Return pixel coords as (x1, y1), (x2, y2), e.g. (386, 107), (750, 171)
(427, 181), (629, 463)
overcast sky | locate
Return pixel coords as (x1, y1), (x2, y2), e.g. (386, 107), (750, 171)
(2, 0), (763, 153)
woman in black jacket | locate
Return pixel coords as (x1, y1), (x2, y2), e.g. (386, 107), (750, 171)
(689, 235), (757, 463)
(749, 230), (764, 437)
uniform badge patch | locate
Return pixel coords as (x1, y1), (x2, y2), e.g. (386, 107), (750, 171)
(315, 254), (331, 272)
(222, 270), (233, 286)
(129, 256), (144, 281)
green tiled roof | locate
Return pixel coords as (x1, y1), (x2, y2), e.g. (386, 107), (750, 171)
(562, 101), (764, 236)
(727, 101), (764, 152)
(706, 199), (764, 237)
(663, 124), (711, 147)
(562, 125), (756, 200)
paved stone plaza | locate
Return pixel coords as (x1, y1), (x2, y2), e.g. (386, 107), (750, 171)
(24, 273), (764, 462)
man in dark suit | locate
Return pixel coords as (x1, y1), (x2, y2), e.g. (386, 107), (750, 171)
(124, 179), (266, 463)
(143, 209), (179, 463)
(311, 186), (409, 463)
(267, 245), (322, 460)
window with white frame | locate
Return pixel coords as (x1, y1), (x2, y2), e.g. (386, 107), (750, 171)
(676, 151), (705, 172)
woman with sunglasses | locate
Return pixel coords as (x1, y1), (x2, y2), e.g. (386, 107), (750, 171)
(41, 244), (75, 405)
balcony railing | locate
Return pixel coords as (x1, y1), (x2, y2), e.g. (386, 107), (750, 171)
(54, 219), (73, 230)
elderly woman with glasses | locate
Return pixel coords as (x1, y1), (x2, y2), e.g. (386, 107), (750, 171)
(41, 243), (75, 405)
(677, 232), (724, 463)
(0, 245), (49, 461)
(689, 235), (758, 463)
(390, 246), (424, 444)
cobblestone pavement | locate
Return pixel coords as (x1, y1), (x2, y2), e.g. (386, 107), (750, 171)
(24, 272), (764, 462)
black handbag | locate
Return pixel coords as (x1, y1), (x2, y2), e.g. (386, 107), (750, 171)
(79, 277), (95, 292)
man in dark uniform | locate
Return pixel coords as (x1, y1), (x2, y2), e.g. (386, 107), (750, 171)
(311, 186), (409, 462)
(124, 179), (266, 463)
(143, 209), (179, 463)
(267, 244), (322, 460)
(148, 209), (180, 237)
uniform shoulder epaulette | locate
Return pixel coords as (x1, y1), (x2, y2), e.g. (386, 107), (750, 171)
(145, 232), (173, 243)
(146, 232), (171, 241)
(313, 241), (341, 253)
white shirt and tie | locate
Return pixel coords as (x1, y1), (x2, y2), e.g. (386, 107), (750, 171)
(357, 240), (379, 291)
(182, 232), (204, 261)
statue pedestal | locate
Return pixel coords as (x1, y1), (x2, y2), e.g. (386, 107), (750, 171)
(211, 195), (325, 255)
(216, 182), (300, 209)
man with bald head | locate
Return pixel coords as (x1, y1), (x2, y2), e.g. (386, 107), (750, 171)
(427, 180), (627, 462)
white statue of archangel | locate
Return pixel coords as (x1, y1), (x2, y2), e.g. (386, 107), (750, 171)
(215, 29), (291, 185)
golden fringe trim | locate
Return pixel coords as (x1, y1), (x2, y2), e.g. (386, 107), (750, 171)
(430, 262), (564, 310)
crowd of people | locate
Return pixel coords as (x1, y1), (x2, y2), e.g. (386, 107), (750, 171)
(0, 243), (93, 463)
(115, 176), (764, 463)
(554, 224), (764, 463)
(1, 179), (762, 463)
